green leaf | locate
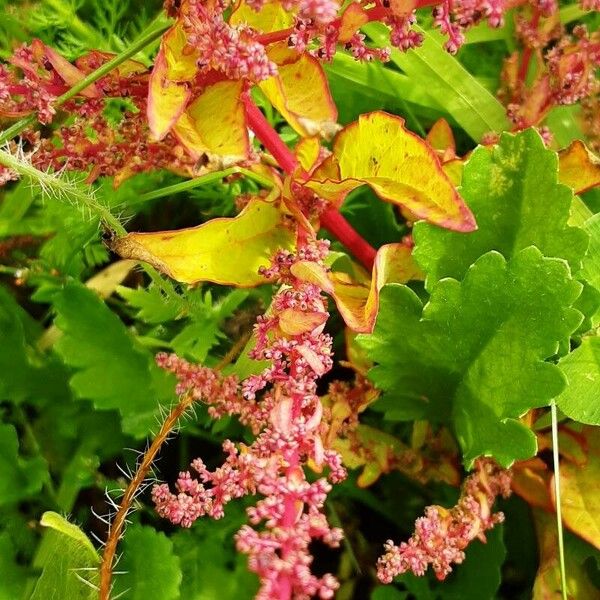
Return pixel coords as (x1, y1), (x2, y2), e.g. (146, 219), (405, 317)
(0, 532), (28, 599)
(30, 512), (99, 600)
(441, 526), (506, 599)
(358, 248), (582, 467)
(0, 423), (48, 506)
(363, 24), (509, 141)
(556, 337), (600, 425)
(582, 213), (600, 292)
(113, 525), (182, 600)
(395, 526), (506, 599)
(0, 285), (44, 403)
(117, 284), (185, 324)
(53, 282), (175, 437)
(413, 129), (589, 291)
(172, 506), (257, 600)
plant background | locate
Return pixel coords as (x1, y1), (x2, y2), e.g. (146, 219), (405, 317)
(0, 0), (599, 598)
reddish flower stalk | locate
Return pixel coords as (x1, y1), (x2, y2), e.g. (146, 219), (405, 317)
(153, 237), (347, 599)
(377, 458), (512, 583)
(243, 95), (377, 270)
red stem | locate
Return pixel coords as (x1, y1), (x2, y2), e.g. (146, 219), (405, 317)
(320, 209), (377, 268)
(243, 95), (377, 270)
(517, 9), (540, 88)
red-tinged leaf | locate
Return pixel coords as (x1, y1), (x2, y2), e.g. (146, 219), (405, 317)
(278, 309), (328, 336)
(112, 198), (295, 287)
(259, 44), (339, 139)
(511, 458), (554, 512)
(426, 118), (456, 161)
(32, 40), (100, 98)
(389, 0), (418, 17)
(173, 80), (249, 166)
(338, 3), (369, 43)
(559, 140), (600, 194)
(332, 424), (460, 488)
(532, 509), (600, 600)
(291, 243), (423, 333)
(162, 21), (200, 82)
(230, 0), (295, 32)
(294, 137), (322, 174)
(306, 112), (477, 232)
(554, 426), (600, 550)
(148, 52), (191, 141)
(442, 157), (464, 186)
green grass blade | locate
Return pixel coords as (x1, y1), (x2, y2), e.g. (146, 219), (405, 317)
(364, 23), (510, 140)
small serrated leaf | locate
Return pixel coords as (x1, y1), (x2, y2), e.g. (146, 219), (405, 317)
(358, 248), (582, 467)
(413, 129), (589, 291)
(113, 525), (182, 600)
(0, 424), (48, 506)
(306, 111), (476, 232)
(53, 283), (174, 437)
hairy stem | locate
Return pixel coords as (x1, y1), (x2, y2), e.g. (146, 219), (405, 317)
(243, 96), (377, 270)
(99, 393), (194, 600)
(0, 22), (170, 146)
(0, 148), (177, 299)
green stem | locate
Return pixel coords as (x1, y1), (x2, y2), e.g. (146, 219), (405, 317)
(0, 148), (178, 299)
(0, 22), (170, 146)
(0, 149), (126, 235)
(551, 400), (568, 600)
(137, 167), (274, 203)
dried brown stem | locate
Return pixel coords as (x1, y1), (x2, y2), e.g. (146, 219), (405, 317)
(98, 393), (194, 600)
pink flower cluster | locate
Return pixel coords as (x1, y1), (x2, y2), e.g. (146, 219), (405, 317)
(0, 46), (198, 187)
(0, 44), (58, 124)
(377, 458), (512, 583)
(183, 0), (277, 82)
(153, 237), (347, 600)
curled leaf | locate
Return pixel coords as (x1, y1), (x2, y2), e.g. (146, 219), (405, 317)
(559, 140), (600, 194)
(259, 44), (339, 139)
(555, 426), (600, 550)
(173, 79), (249, 165)
(148, 51), (191, 141)
(112, 198), (295, 287)
(306, 112), (476, 232)
(426, 118), (456, 161)
(292, 243), (422, 333)
(34, 41), (100, 98)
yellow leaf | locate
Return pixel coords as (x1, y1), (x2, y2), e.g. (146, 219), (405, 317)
(112, 198), (295, 287)
(163, 22), (199, 82)
(279, 309), (328, 335)
(426, 118), (456, 160)
(306, 111), (477, 232)
(338, 3), (369, 43)
(230, 0), (295, 32)
(532, 509), (599, 600)
(75, 50), (147, 77)
(259, 44), (339, 139)
(291, 243), (422, 332)
(555, 426), (600, 550)
(173, 79), (249, 165)
(294, 137), (322, 174)
(147, 52), (191, 141)
(559, 140), (600, 195)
